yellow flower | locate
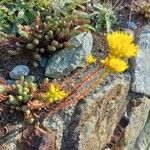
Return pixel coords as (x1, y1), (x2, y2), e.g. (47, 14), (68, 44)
(86, 54), (96, 64)
(101, 56), (128, 73)
(46, 84), (67, 103)
(107, 31), (138, 58)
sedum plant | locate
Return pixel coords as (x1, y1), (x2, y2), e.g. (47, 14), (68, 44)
(13, 12), (90, 66)
(0, 76), (68, 122)
(5, 76), (37, 115)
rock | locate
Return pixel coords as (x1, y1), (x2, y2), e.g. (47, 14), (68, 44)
(126, 21), (137, 30)
(9, 65), (30, 79)
(0, 112), (23, 150)
(20, 126), (56, 150)
(108, 116), (130, 149)
(43, 73), (131, 150)
(43, 114), (65, 150)
(118, 96), (150, 150)
(134, 113), (150, 150)
(45, 32), (93, 78)
(40, 57), (48, 68)
(6, 79), (15, 85)
(43, 106), (76, 150)
(131, 25), (150, 96)
(0, 130), (22, 150)
(68, 74), (130, 150)
(1, 71), (131, 150)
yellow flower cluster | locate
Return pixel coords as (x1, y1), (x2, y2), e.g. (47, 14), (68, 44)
(101, 57), (128, 73)
(86, 54), (96, 64)
(46, 84), (67, 103)
(101, 31), (138, 73)
(107, 31), (138, 58)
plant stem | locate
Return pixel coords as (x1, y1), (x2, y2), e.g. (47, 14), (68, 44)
(63, 65), (104, 100)
(60, 65), (88, 87)
(45, 68), (109, 119)
(73, 69), (109, 100)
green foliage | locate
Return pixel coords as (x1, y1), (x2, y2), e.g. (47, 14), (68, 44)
(0, 1), (37, 34)
(51, 0), (90, 14)
(0, 0), (51, 34)
(0, 0), (116, 35)
(34, 0), (51, 10)
(50, 0), (116, 33)
(90, 4), (116, 33)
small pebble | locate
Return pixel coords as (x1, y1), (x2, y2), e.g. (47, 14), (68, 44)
(39, 57), (48, 68)
(9, 65), (30, 79)
(126, 21), (137, 30)
(6, 79), (15, 85)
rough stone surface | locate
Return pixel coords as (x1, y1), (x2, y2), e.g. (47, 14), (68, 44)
(6, 79), (15, 85)
(68, 74), (130, 150)
(45, 32), (93, 78)
(118, 96), (150, 150)
(0, 73), (131, 150)
(20, 126), (56, 150)
(126, 21), (137, 30)
(0, 123), (22, 150)
(40, 57), (48, 68)
(134, 113), (150, 150)
(43, 106), (76, 150)
(131, 25), (150, 96)
(9, 65), (30, 79)
(43, 73), (131, 150)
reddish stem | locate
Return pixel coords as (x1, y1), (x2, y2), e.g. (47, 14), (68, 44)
(63, 65), (104, 100)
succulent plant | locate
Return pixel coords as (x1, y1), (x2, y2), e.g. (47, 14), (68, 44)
(5, 76), (37, 115)
(13, 12), (90, 67)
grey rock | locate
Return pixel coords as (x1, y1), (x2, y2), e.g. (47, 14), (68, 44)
(118, 96), (150, 150)
(134, 113), (150, 150)
(39, 57), (48, 68)
(131, 25), (150, 96)
(1, 69), (131, 150)
(45, 32), (93, 78)
(6, 80), (15, 85)
(70, 74), (131, 150)
(43, 114), (64, 150)
(43, 73), (131, 150)
(126, 21), (137, 30)
(43, 105), (76, 150)
(0, 123), (22, 150)
(9, 65), (30, 79)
